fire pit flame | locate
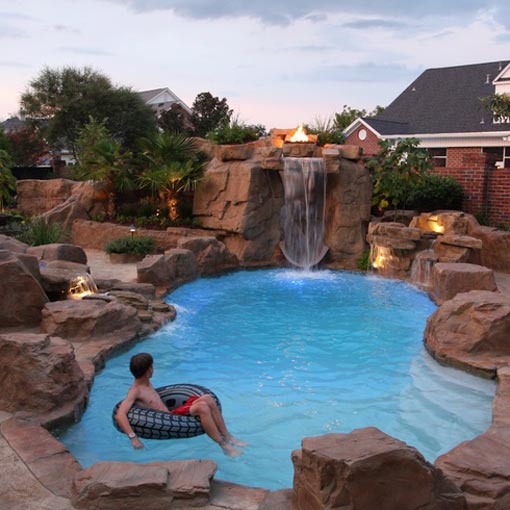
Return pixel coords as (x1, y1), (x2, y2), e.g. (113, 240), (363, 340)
(289, 123), (309, 143)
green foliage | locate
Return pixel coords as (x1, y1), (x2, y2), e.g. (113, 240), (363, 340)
(305, 117), (345, 146)
(405, 174), (464, 211)
(104, 235), (155, 255)
(158, 103), (193, 134)
(481, 94), (510, 122)
(73, 117), (134, 194)
(0, 150), (16, 210)
(137, 132), (206, 196)
(20, 66), (156, 154)
(366, 138), (432, 212)
(357, 250), (370, 271)
(333, 104), (385, 131)
(17, 217), (68, 246)
(206, 117), (266, 145)
(191, 92), (233, 137)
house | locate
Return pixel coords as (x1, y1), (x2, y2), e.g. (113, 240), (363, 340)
(137, 87), (192, 116)
(344, 60), (510, 224)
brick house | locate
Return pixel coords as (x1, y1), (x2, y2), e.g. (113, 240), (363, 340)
(343, 60), (510, 224)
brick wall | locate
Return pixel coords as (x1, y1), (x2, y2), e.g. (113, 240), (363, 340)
(432, 147), (510, 225)
(345, 127), (380, 156)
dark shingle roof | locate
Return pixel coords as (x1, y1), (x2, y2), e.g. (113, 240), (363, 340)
(365, 60), (510, 135)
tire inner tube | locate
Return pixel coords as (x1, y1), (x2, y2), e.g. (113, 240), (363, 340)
(112, 383), (221, 439)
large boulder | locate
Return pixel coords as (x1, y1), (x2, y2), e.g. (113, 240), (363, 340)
(27, 243), (88, 265)
(71, 459), (216, 510)
(39, 260), (91, 297)
(292, 428), (465, 510)
(177, 236), (238, 275)
(424, 290), (510, 375)
(0, 234), (28, 253)
(137, 255), (173, 288)
(164, 248), (199, 285)
(323, 160), (372, 269)
(0, 250), (48, 327)
(432, 263), (497, 304)
(16, 179), (82, 216)
(193, 159), (284, 266)
(40, 299), (142, 344)
(0, 333), (87, 419)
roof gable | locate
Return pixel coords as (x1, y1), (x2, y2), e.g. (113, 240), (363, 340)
(372, 60), (510, 135)
(137, 87), (192, 114)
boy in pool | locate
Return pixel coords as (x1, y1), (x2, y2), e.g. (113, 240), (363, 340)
(115, 352), (245, 457)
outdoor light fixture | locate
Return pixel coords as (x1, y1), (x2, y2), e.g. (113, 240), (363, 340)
(129, 224), (136, 238)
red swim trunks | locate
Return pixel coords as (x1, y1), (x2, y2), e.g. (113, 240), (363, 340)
(170, 396), (199, 416)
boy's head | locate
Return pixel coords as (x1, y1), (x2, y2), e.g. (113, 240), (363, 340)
(130, 352), (153, 379)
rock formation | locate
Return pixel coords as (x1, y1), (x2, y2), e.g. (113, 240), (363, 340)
(291, 427), (465, 510)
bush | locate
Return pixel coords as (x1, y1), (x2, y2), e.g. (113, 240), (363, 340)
(406, 174), (464, 211)
(104, 235), (156, 255)
(357, 249), (370, 271)
(207, 118), (266, 145)
(17, 218), (68, 246)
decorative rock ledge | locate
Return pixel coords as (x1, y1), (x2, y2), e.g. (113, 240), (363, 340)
(432, 263), (497, 304)
(291, 427), (466, 510)
(425, 290), (510, 376)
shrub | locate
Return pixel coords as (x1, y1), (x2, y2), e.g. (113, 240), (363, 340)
(207, 118), (266, 145)
(357, 249), (370, 271)
(406, 174), (464, 211)
(17, 218), (68, 246)
(104, 235), (155, 255)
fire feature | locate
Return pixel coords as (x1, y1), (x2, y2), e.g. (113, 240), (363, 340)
(289, 124), (309, 143)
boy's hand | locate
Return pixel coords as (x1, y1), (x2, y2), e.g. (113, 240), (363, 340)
(131, 436), (144, 449)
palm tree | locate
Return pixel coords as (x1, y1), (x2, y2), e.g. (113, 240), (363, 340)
(137, 132), (206, 220)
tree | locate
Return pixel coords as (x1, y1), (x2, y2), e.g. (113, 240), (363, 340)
(481, 94), (510, 122)
(19, 66), (157, 156)
(137, 132), (207, 220)
(6, 125), (47, 166)
(191, 92), (232, 137)
(73, 117), (134, 217)
(158, 103), (194, 134)
(333, 104), (385, 131)
(365, 138), (432, 213)
(0, 150), (16, 210)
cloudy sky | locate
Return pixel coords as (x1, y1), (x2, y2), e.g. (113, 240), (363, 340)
(1, 0), (510, 129)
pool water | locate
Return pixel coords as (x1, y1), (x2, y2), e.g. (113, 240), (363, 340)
(59, 269), (495, 489)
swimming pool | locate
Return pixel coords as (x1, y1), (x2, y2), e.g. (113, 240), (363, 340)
(59, 269), (495, 489)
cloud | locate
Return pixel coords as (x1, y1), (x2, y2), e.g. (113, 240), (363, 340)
(0, 60), (30, 68)
(340, 18), (409, 31)
(108, 0), (510, 27)
(297, 62), (419, 83)
(58, 46), (114, 56)
(53, 24), (81, 34)
(0, 23), (26, 38)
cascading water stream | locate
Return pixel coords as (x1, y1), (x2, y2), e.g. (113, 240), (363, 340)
(280, 157), (328, 270)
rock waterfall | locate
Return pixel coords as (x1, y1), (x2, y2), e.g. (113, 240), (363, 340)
(280, 157), (328, 269)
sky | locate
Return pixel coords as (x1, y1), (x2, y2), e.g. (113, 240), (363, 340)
(1, 0), (510, 130)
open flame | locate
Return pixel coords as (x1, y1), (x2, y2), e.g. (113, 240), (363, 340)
(289, 124), (309, 143)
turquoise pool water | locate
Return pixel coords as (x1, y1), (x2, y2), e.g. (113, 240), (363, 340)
(59, 269), (495, 489)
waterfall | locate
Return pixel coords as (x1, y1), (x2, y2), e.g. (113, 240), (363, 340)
(280, 157), (328, 270)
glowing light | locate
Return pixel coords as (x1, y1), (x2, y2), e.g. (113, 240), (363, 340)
(289, 124), (309, 143)
(428, 216), (445, 234)
(67, 274), (98, 300)
(370, 246), (391, 270)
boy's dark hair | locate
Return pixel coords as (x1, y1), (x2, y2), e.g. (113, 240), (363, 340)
(130, 353), (153, 379)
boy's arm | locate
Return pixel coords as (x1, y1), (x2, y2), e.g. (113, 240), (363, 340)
(115, 387), (144, 449)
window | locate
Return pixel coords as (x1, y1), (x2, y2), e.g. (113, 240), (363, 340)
(483, 147), (510, 168)
(427, 148), (447, 167)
